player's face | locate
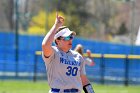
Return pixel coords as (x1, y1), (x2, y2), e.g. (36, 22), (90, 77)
(57, 35), (74, 52)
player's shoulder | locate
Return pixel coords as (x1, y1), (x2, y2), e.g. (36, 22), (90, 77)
(52, 46), (56, 49)
(70, 49), (83, 57)
(52, 46), (59, 52)
(70, 49), (78, 54)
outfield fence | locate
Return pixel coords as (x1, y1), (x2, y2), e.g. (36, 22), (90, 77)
(0, 32), (140, 86)
(34, 51), (140, 86)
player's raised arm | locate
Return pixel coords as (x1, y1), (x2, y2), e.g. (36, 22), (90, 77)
(86, 49), (91, 57)
(42, 12), (64, 57)
(86, 49), (95, 66)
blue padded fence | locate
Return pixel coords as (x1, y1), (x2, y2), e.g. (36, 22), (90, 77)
(0, 32), (140, 85)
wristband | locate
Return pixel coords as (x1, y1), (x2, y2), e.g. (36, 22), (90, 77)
(83, 83), (95, 93)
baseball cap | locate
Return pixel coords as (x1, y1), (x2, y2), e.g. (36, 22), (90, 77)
(54, 26), (76, 40)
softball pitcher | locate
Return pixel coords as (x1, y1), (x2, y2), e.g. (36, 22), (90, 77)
(42, 12), (95, 93)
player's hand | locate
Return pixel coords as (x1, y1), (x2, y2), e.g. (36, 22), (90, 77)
(55, 12), (64, 27)
(86, 49), (91, 57)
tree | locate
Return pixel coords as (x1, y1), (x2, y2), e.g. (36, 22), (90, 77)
(55, 0), (90, 24)
(0, 0), (14, 31)
(117, 22), (128, 35)
(27, 10), (65, 35)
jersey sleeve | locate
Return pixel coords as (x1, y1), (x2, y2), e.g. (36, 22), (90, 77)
(42, 46), (55, 65)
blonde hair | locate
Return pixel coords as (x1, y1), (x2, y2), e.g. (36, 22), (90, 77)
(74, 44), (83, 55)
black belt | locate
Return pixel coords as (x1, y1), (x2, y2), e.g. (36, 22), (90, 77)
(51, 88), (78, 92)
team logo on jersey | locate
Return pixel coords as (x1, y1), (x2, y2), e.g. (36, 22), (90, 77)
(60, 57), (80, 66)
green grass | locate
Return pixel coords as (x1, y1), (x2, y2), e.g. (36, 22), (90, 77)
(0, 80), (49, 93)
(0, 80), (140, 93)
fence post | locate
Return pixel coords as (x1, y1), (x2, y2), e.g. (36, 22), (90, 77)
(124, 55), (129, 86)
(33, 53), (38, 82)
(100, 54), (105, 84)
(15, 0), (19, 78)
